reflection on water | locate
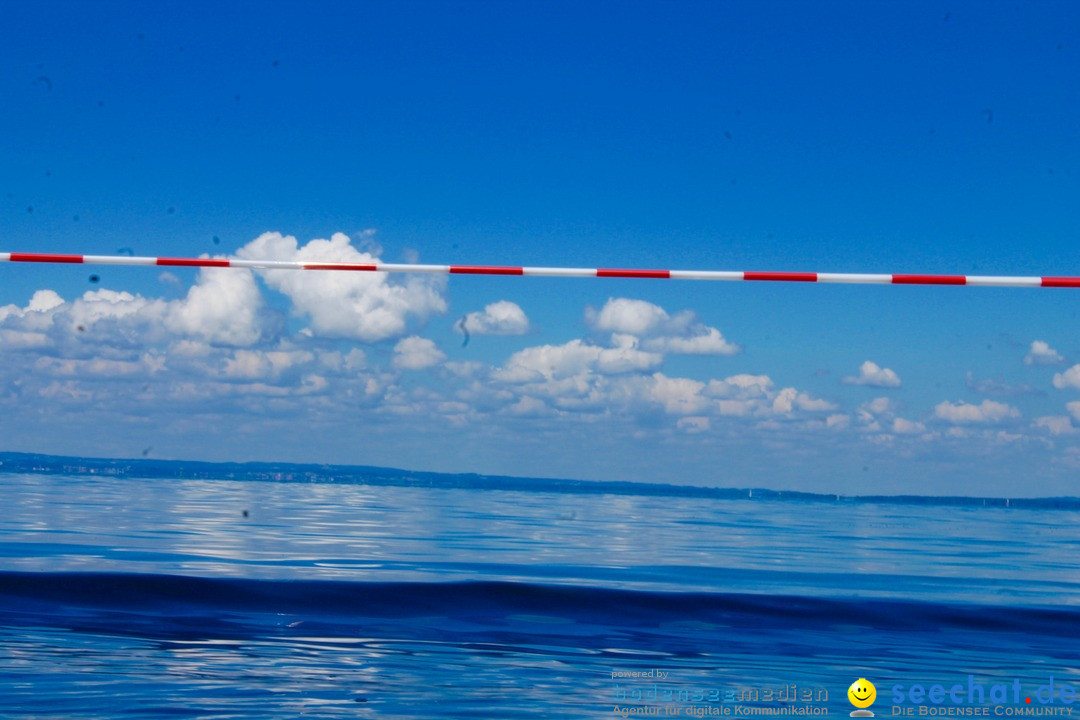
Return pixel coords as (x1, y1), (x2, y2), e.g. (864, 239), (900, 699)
(1, 473), (1079, 603)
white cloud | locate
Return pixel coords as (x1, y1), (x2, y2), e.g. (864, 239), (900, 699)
(643, 326), (739, 356)
(701, 374), (775, 417)
(158, 271), (182, 287)
(1025, 340), (1064, 366)
(236, 231), (447, 342)
(0, 290), (66, 345)
(495, 337), (662, 382)
(484, 324), (834, 426)
(854, 397), (925, 437)
(393, 336), (446, 370)
(933, 399), (1020, 424)
(1034, 416), (1075, 436)
(458, 301), (529, 336)
(1052, 364), (1080, 390)
(648, 374), (707, 415)
(28, 290), (64, 312)
(826, 414), (851, 430)
(0, 269), (274, 352)
(586, 298), (740, 356)
(771, 387), (837, 414)
(163, 267), (269, 346)
(1067, 401), (1080, 423)
(863, 397), (894, 415)
(444, 360), (485, 378)
(704, 374), (773, 399)
(221, 349), (315, 380)
(892, 417), (926, 434)
(504, 396), (553, 417)
(587, 298), (675, 335)
(0, 327), (50, 349)
(843, 360), (901, 388)
(344, 348), (367, 371)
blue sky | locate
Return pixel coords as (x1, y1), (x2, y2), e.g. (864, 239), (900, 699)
(2, 0), (1079, 495)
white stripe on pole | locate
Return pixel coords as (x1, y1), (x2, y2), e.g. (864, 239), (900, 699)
(817, 273), (892, 284)
(965, 275), (1042, 287)
(82, 255), (158, 266)
(668, 270), (744, 281)
(523, 267), (597, 277)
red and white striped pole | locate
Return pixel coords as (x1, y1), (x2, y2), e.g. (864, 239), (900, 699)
(2, 251), (1079, 287)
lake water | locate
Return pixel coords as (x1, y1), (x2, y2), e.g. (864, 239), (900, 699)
(1, 471), (1078, 718)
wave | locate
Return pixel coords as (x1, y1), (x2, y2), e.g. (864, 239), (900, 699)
(0, 571), (1075, 643)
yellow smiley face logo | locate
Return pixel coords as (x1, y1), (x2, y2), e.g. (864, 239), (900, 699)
(848, 678), (877, 708)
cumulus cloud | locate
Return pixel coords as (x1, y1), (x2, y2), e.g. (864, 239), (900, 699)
(1052, 364), (1080, 390)
(826, 414), (851, 430)
(236, 231), (446, 342)
(221, 349), (315, 380)
(863, 397), (894, 416)
(891, 417), (926, 435)
(771, 387), (837, 414)
(483, 317), (833, 426)
(587, 298), (676, 336)
(1025, 340), (1064, 366)
(457, 301), (529, 336)
(164, 267), (270, 346)
(27, 290), (64, 313)
(644, 327), (739, 356)
(586, 298), (739, 356)
(648, 375), (707, 415)
(0, 269), (276, 352)
(855, 397), (925, 436)
(1034, 416), (1075, 436)
(495, 336), (662, 382)
(843, 361), (901, 388)
(393, 336), (446, 370)
(933, 399), (1020, 424)
(0, 291), (66, 349)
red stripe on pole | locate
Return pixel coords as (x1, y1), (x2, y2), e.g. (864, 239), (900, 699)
(450, 265), (524, 275)
(9, 252), (84, 264)
(892, 274), (966, 285)
(304, 263), (378, 271)
(156, 258), (232, 268)
(596, 268), (671, 279)
(1042, 277), (1080, 288)
(744, 271), (818, 282)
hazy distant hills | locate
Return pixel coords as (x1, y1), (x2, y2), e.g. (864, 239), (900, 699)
(1, 451), (1076, 509)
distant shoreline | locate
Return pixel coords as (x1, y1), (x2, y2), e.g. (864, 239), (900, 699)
(2, 451), (1076, 511)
